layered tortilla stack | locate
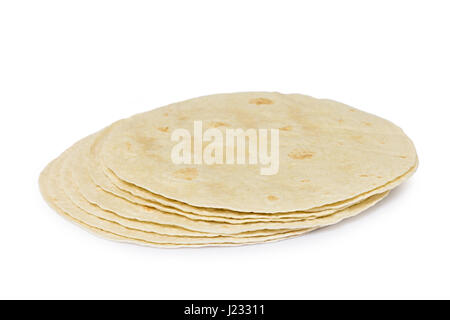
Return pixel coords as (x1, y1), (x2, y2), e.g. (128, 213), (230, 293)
(39, 92), (418, 247)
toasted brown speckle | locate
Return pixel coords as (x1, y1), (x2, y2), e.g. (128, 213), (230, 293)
(267, 195), (279, 201)
(300, 179), (310, 183)
(157, 126), (169, 133)
(279, 125), (293, 131)
(174, 168), (198, 181)
(360, 174), (369, 177)
(211, 121), (229, 128)
(133, 135), (155, 148)
(288, 150), (314, 160)
(249, 98), (274, 105)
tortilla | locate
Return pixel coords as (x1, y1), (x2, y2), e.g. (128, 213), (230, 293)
(100, 92), (417, 212)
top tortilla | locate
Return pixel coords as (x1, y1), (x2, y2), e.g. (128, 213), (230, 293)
(100, 92), (417, 213)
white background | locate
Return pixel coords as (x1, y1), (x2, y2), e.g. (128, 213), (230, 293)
(0, 1), (449, 299)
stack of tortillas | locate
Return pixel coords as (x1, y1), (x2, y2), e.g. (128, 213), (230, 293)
(39, 92), (418, 247)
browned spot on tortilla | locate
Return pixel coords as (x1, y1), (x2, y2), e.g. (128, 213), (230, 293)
(125, 142), (132, 151)
(398, 155), (407, 159)
(178, 116), (188, 120)
(163, 113), (169, 117)
(157, 126), (169, 133)
(338, 119), (344, 124)
(267, 195), (279, 201)
(360, 174), (369, 177)
(211, 121), (228, 128)
(352, 135), (363, 142)
(249, 98), (273, 105)
(300, 179), (310, 183)
(134, 135), (155, 148)
(376, 176), (382, 179)
(279, 125), (292, 131)
(288, 150), (314, 160)
(363, 121), (372, 126)
(174, 168), (198, 181)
